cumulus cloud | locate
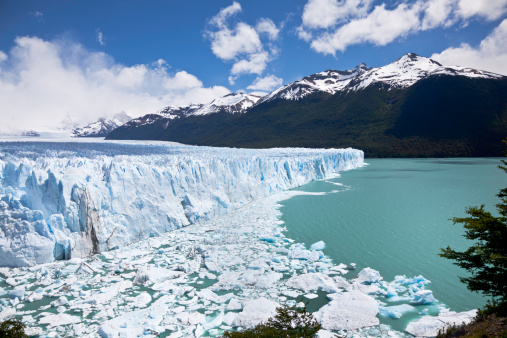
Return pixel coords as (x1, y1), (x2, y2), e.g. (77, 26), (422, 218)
(431, 19), (507, 75)
(457, 0), (507, 21)
(209, 22), (262, 60)
(299, 0), (507, 55)
(231, 52), (270, 76)
(0, 51), (7, 63)
(256, 18), (280, 40)
(311, 2), (422, 54)
(302, 0), (373, 29)
(0, 37), (230, 134)
(247, 74), (283, 91)
(205, 2), (280, 83)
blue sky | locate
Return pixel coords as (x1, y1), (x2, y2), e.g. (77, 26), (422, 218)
(0, 0), (506, 132)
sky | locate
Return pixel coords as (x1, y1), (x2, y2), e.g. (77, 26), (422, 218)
(0, 0), (506, 133)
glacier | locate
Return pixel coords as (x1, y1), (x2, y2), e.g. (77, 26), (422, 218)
(0, 140), (363, 267)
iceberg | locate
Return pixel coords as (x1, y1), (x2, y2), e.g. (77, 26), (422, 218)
(405, 310), (477, 337)
(314, 290), (379, 331)
(0, 140), (364, 267)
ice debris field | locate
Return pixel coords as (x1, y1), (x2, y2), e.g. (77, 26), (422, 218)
(0, 140), (476, 337)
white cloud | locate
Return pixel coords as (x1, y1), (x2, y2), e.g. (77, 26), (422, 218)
(206, 2), (280, 84)
(457, 0), (507, 21)
(209, 22), (262, 60)
(310, 3), (422, 55)
(231, 52), (270, 75)
(210, 1), (242, 28)
(0, 36), (230, 134)
(421, 0), (456, 30)
(97, 31), (105, 46)
(296, 26), (313, 42)
(256, 18), (280, 40)
(0, 51), (7, 63)
(302, 0), (373, 29)
(431, 19), (507, 75)
(299, 0), (507, 55)
(247, 74), (283, 91)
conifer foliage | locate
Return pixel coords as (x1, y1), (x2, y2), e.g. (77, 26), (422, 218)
(440, 140), (507, 315)
(223, 302), (322, 338)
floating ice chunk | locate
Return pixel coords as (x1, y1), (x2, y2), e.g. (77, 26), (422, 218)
(379, 304), (417, 319)
(387, 286), (398, 298)
(357, 283), (383, 295)
(357, 267), (382, 284)
(89, 280), (133, 305)
(175, 311), (206, 325)
(310, 241), (326, 251)
(227, 298), (243, 311)
(197, 289), (219, 303)
(286, 273), (340, 293)
(282, 290), (299, 298)
(317, 329), (340, 338)
(5, 278), (17, 287)
(0, 307), (16, 321)
(39, 313), (81, 327)
(205, 261), (220, 273)
(247, 259), (269, 270)
(314, 290), (379, 331)
(406, 309), (477, 337)
(411, 290), (437, 305)
(394, 275), (431, 285)
(329, 263), (348, 275)
(305, 293), (319, 299)
(98, 295), (170, 337)
(24, 327), (43, 336)
(8, 288), (25, 300)
(125, 292), (152, 308)
(223, 312), (237, 326)
(202, 311), (224, 331)
(232, 297), (279, 328)
(289, 244), (320, 261)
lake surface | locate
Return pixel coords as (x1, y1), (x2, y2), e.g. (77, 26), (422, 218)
(281, 158), (505, 330)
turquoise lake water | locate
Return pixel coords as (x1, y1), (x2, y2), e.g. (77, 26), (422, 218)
(281, 158), (505, 331)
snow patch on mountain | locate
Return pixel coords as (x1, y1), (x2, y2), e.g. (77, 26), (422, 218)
(192, 93), (262, 116)
(72, 112), (132, 137)
(262, 53), (504, 102)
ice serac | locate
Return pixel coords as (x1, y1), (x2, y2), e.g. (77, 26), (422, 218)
(0, 141), (364, 267)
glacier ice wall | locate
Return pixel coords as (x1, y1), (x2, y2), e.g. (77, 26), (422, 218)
(0, 141), (363, 267)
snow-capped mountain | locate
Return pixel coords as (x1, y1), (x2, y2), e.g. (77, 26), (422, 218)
(261, 53), (503, 102)
(107, 53), (507, 157)
(72, 112), (132, 137)
(192, 93), (262, 116)
(107, 93), (262, 139)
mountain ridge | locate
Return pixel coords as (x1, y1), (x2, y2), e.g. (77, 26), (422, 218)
(107, 53), (507, 157)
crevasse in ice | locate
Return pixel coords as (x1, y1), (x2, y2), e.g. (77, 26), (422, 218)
(0, 141), (364, 267)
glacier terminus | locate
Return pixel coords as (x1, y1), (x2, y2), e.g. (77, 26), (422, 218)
(0, 140), (363, 267)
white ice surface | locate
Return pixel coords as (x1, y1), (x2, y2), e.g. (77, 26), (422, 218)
(0, 140), (363, 266)
(405, 310), (477, 337)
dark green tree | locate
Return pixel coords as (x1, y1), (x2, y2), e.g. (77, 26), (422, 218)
(440, 141), (507, 315)
(223, 302), (322, 338)
(0, 318), (28, 338)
